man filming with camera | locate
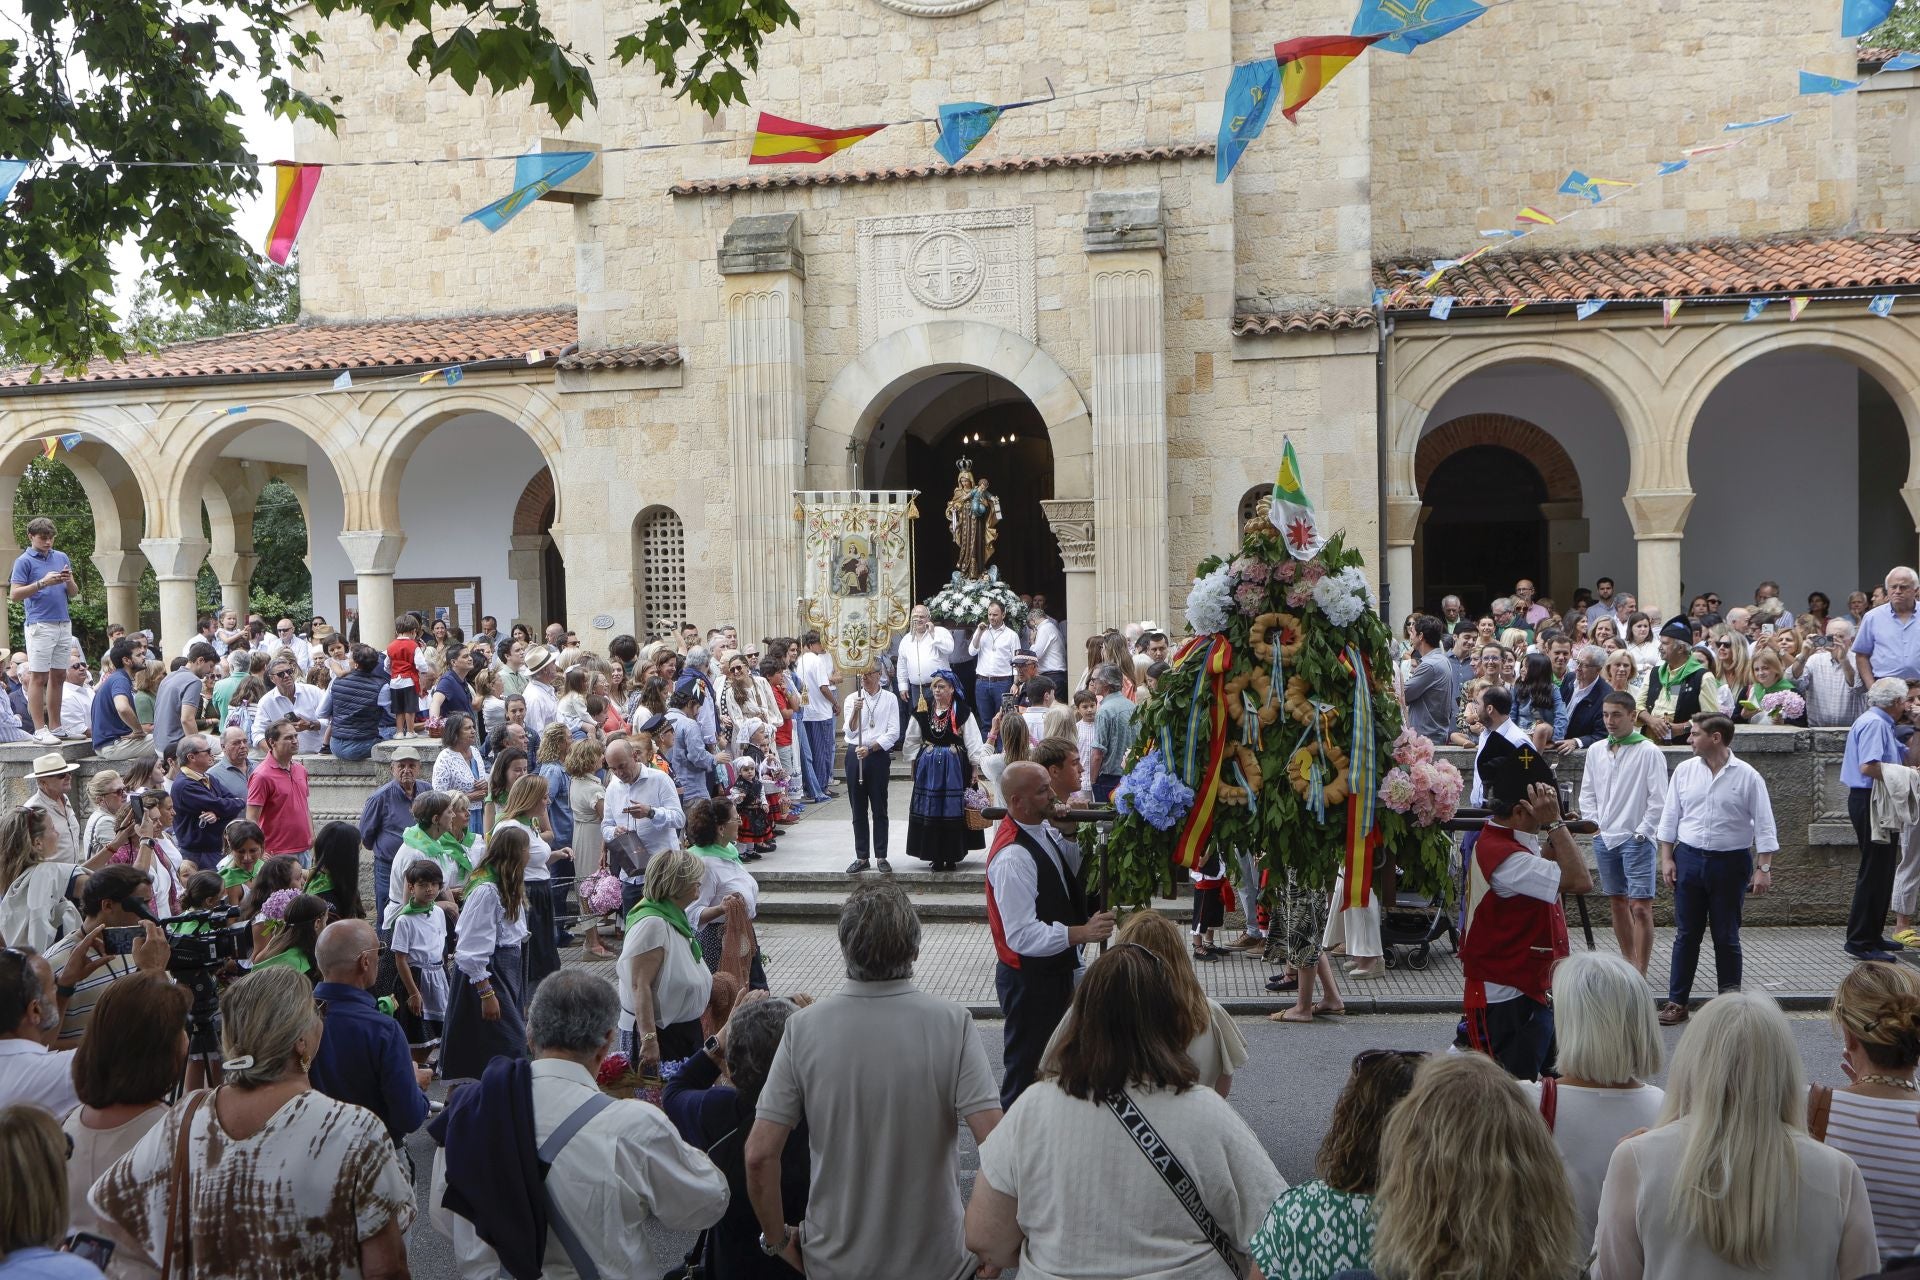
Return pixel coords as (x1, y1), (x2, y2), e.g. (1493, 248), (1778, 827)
(42, 865), (168, 1045)
(0, 912), (168, 1114)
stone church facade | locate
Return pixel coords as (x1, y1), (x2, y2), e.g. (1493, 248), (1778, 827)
(3, 0), (1920, 668)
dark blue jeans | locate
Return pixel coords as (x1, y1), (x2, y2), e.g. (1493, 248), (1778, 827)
(1667, 841), (1751, 1005)
(372, 850), (394, 936)
(803, 719), (836, 800)
(332, 735), (377, 762)
(1483, 995), (1556, 1081)
(975, 677), (1011, 731)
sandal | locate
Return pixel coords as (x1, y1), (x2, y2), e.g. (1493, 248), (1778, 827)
(1269, 1009), (1317, 1023)
(1312, 1002), (1348, 1016)
(1894, 927), (1920, 947)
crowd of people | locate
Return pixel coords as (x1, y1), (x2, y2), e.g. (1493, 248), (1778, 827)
(1, 507), (1919, 1277)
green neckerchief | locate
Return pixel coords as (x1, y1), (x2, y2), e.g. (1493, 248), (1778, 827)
(398, 901), (436, 916)
(1607, 732), (1648, 748)
(254, 948), (311, 975)
(217, 855), (257, 890)
(1654, 653), (1706, 693)
(466, 867), (497, 891)
(402, 824), (476, 881)
(307, 870), (334, 897)
(690, 841), (741, 864)
(626, 897), (703, 962)
(1752, 677), (1795, 697)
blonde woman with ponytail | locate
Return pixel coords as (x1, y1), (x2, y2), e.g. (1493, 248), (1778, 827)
(1819, 961), (1920, 1257)
(1592, 991), (1880, 1280)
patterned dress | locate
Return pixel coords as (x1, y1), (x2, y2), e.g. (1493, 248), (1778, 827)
(1248, 1179), (1376, 1280)
(905, 702), (985, 866)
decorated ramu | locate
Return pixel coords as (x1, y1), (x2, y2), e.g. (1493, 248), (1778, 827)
(1101, 440), (1460, 908)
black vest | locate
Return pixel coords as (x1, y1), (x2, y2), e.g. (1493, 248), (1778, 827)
(329, 670), (387, 740)
(1021, 828), (1091, 975)
(1644, 666), (1706, 732)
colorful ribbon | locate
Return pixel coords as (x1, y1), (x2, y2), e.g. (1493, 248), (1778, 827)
(1172, 637), (1232, 870)
(1340, 646), (1379, 909)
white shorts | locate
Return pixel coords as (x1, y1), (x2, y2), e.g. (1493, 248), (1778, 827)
(24, 622), (73, 673)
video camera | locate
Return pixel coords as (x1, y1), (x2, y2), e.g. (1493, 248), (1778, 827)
(136, 903), (252, 972)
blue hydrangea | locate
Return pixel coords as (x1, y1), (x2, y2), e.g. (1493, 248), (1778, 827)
(1112, 751), (1196, 832)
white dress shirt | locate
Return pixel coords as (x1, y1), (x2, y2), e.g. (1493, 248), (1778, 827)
(970, 624), (1018, 678)
(262, 635), (312, 672)
(693, 851), (760, 922)
(523, 678), (559, 736)
(895, 629), (954, 688)
(0, 1038), (79, 1115)
(842, 687), (901, 752)
(1468, 718), (1530, 807)
(452, 881), (531, 983)
(1578, 738), (1669, 846)
(249, 684), (329, 752)
(1481, 824), (1564, 1002)
(986, 820), (1083, 960)
(602, 767), (686, 881)
(1030, 617), (1067, 673)
(58, 681), (93, 738)
(1655, 753), (1779, 853)
(431, 1057), (728, 1280)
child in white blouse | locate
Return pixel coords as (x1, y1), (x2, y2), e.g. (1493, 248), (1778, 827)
(391, 860), (452, 1065)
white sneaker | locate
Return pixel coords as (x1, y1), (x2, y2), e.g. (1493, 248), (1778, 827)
(33, 728), (59, 745)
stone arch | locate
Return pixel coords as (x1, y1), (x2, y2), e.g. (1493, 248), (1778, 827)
(1415, 414), (1583, 503)
(811, 320), (1092, 498)
(1667, 322), (1920, 488)
(157, 399), (360, 542)
(513, 467), (556, 538)
(362, 386), (568, 531)
(0, 412), (163, 547)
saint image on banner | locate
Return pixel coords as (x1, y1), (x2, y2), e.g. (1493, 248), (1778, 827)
(945, 459), (1001, 581)
(834, 536), (874, 597)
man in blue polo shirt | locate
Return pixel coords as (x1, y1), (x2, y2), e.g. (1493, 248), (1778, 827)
(309, 918), (429, 1143)
(8, 517), (76, 745)
(1853, 565), (1920, 684)
(91, 639), (152, 761)
(1841, 677), (1915, 960)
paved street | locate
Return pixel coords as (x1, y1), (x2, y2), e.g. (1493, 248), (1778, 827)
(398, 1009), (1856, 1278)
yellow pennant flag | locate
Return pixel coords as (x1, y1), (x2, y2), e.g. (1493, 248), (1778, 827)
(1662, 299), (1682, 326)
(1507, 302), (1529, 317)
(1788, 296), (1810, 321)
(40, 438), (56, 461)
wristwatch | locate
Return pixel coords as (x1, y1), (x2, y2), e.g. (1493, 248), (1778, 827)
(759, 1226), (793, 1257)
(55, 982), (76, 1000)
(703, 1034), (722, 1060)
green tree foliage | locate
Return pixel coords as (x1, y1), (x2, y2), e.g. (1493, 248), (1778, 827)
(1, 0), (799, 373)
(247, 480), (313, 622)
(1868, 5), (1920, 50)
(127, 260), (300, 348)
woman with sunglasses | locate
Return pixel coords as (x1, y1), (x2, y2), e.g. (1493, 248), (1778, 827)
(965, 943), (1284, 1280)
(1714, 630), (1754, 718)
(1250, 1047), (1421, 1280)
(91, 965), (415, 1279)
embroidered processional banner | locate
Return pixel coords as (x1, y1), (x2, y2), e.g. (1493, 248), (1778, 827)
(794, 490), (918, 671)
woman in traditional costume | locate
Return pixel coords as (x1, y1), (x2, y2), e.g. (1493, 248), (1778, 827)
(904, 670), (990, 871)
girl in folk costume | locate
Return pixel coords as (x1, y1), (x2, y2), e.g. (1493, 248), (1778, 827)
(441, 824), (531, 1081)
(904, 669), (991, 870)
(217, 819), (267, 905)
(1458, 733), (1593, 1081)
(391, 859), (451, 1065)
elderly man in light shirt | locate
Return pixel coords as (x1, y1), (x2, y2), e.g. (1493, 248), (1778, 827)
(262, 617), (313, 672)
(1854, 565), (1920, 683)
(56, 656), (93, 740)
(894, 605), (953, 716)
(249, 658), (328, 753)
(431, 971), (727, 1280)
(1655, 712), (1778, 1026)
(1795, 617), (1868, 727)
(603, 730), (687, 918)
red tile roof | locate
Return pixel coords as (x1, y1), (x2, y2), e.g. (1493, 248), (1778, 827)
(1860, 46), (1905, 70)
(556, 341), (681, 371)
(0, 310), (581, 392)
(1231, 307), (1377, 337)
(1375, 232), (1920, 313)
(669, 143), (1213, 196)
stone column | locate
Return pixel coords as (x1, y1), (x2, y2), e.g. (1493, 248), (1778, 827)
(205, 552), (256, 620)
(720, 213), (807, 647)
(1541, 501), (1590, 611)
(1901, 486), (1920, 564)
(1040, 499), (1097, 674)
(1085, 191), (1168, 628)
(337, 530), (406, 650)
(138, 537), (209, 656)
(1625, 490), (1695, 620)
(508, 534), (549, 632)
(92, 550), (146, 633)
(1384, 495), (1422, 626)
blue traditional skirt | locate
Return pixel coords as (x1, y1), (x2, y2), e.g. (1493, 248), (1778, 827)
(906, 744), (983, 863)
(439, 942), (527, 1082)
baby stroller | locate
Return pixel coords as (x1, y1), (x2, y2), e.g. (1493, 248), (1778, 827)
(1380, 876), (1457, 970)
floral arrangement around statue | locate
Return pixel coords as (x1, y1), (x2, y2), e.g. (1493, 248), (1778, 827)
(927, 565), (1029, 627)
(1099, 517), (1459, 909)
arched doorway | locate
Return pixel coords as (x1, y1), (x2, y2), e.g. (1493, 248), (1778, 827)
(863, 371), (1064, 607)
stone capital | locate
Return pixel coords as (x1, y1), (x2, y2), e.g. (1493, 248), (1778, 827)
(719, 212), (805, 278)
(1384, 495), (1423, 547)
(206, 551), (256, 585)
(1040, 499), (1097, 571)
(1084, 189), (1165, 255)
(1623, 489), (1695, 540)
(336, 529), (406, 576)
(91, 549), (148, 587)
(137, 536), (209, 581)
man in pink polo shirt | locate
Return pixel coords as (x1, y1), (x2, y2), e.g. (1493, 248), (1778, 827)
(246, 716), (313, 863)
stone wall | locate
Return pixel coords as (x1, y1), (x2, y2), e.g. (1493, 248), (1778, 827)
(1, 724), (1871, 926)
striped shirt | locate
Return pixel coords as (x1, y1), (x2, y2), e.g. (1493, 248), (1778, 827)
(1824, 1089), (1920, 1257)
(41, 931), (135, 1045)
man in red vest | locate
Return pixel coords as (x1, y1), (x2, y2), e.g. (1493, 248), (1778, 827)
(1460, 733), (1594, 1080)
(985, 761), (1113, 1108)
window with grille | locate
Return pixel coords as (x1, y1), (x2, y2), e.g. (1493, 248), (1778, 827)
(1238, 484), (1274, 528)
(636, 507), (687, 641)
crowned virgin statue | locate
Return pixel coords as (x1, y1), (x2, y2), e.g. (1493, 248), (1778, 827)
(945, 458), (1001, 581)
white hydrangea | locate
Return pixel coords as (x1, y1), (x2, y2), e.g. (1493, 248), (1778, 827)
(1313, 570), (1367, 628)
(1337, 566), (1375, 611)
(1185, 564), (1235, 637)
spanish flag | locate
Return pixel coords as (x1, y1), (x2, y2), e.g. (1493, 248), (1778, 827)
(264, 163), (322, 266)
(1272, 35), (1380, 123)
(749, 113), (885, 165)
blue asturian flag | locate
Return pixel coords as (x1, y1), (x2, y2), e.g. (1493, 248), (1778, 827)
(934, 103), (1004, 165)
(0, 160), (26, 204)
(1842, 0), (1896, 38)
(1351, 0), (1486, 54)
(463, 152), (594, 232)
(1871, 295), (1897, 318)
(1799, 71), (1862, 95)
(1217, 59), (1281, 182)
